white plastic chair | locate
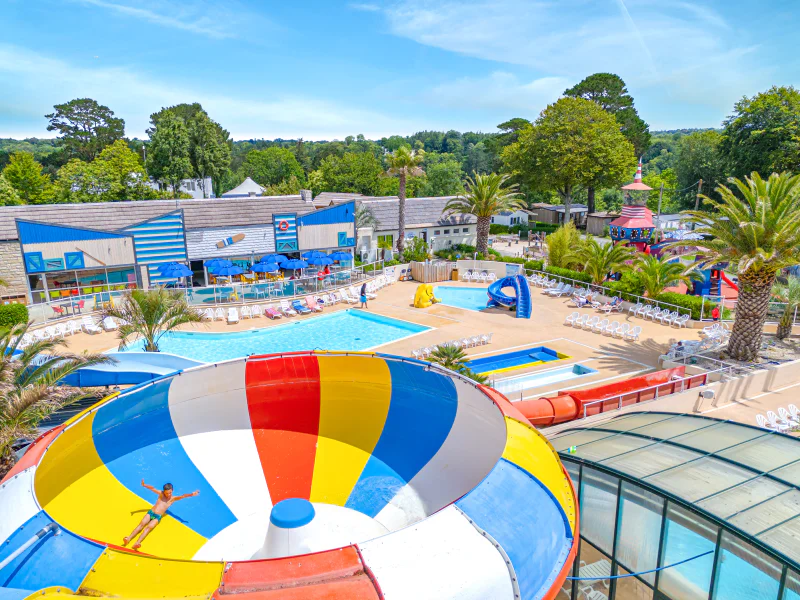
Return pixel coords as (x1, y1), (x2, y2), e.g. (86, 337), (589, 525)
(251, 305), (263, 318)
(241, 305), (252, 319)
(648, 308), (663, 321)
(637, 305), (652, 318)
(766, 411), (792, 432)
(227, 308), (239, 324)
(789, 404), (800, 422)
(81, 316), (102, 334)
(756, 414), (777, 430)
(575, 314), (589, 329)
(604, 321), (620, 336)
(778, 407), (798, 428)
(673, 314), (691, 328)
(584, 316), (600, 330)
(628, 302), (642, 316)
(214, 308), (225, 321)
(593, 318), (609, 334)
(202, 308), (214, 320)
(481, 333), (493, 345)
(615, 323), (630, 339)
(564, 312), (579, 326)
(625, 325), (641, 341)
(280, 300), (298, 316)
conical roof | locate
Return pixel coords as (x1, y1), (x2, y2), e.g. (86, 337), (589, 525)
(221, 177), (264, 197)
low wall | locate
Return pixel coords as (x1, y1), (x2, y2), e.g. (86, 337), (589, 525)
(456, 260), (522, 279)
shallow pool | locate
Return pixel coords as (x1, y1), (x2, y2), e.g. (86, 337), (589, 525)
(467, 346), (569, 375)
(118, 310), (429, 362)
(433, 286), (490, 312)
(491, 364), (598, 396)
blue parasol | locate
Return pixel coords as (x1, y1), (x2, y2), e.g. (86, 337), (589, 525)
(160, 265), (193, 278)
(302, 250), (327, 259)
(259, 254), (287, 264)
(157, 262), (184, 273)
(307, 255), (334, 266)
(213, 265), (244, 277)
(328, 251), (353, 262)
(250, 262), (279, 273)
(282, 259), (309, 271)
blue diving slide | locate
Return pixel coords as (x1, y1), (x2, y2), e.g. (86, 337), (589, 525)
(487, 274), (532, 319)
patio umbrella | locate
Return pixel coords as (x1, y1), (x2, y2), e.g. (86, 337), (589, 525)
(250, 262), (279, 273)
(302, 250), (327, 259)
(160, 265), (193, 278)
(282, 259), (308, 277)
(205, 259), (233, 273)
(213, 265), (244, 278)
(157, 262), (185, 273)
(328, 251), (352, 261)
(259, 254), (287, 264)
(307, 255), (334, 266)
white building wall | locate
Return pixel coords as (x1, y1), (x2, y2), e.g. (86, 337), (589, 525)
(358, 225), (477, 261)
(490, 210), (529, 227)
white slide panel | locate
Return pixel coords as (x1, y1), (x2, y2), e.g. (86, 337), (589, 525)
(377, 379), (506, 525)
(359, 506), (514, 600)
(169, 361), (272, 520)
(0, 468), (40, 544)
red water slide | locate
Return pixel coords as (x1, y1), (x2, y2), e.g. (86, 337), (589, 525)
(514, 367), (700, 427)
(720, 272), (739, 292)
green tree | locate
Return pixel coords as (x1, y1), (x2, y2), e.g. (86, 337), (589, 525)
(94, 139), (151, 201)
(444, 173), (522, 255)
(720, 86), (800, 178)
(677, 172), (800, 360)
(634, 254), (699, 297)
(318, 152), (384, 195)
(545, 222), (582, 269)
(642, 168), (680, 214)
(771, 276), (800, 340)
(674, 130), (725, 208)
(427, 344), (487, 384)
(2, 152), (52, 204)
(0, 174), (22, 206)
(564, 73), (651, 212)
(105, 289), (203, 352)
(188, 112), (231, 198)
(146, 112), (192, 195)
(402, 237), (430, 262)
(45, 98), (125, 161)
(0, 322), (110, 477)
(484, 118), (531, 171)
(568, 238), (635, 285)
(421, 153), (465, 197)
(240, 147), (305, 187)
(386, 146), (425, 253)
(263, 175), (303, 196)
(503, 98), (636, 221)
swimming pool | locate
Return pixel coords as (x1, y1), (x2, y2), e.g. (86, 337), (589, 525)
(468, 346), (570, 375)
(118, 310), (429, 362)
(492, 364), (597, 396)
(433, 286), (490, 312)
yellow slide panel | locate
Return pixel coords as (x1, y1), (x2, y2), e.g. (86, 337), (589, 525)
(310, 355), (392, 505)
(77, 549), (224, 598)
(502, 417), (577, 532)
(34, 413), (207, 559)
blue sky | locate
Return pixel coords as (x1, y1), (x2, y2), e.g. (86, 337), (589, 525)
(0, 0), (797, 140)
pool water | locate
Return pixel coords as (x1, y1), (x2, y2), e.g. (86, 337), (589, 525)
(433, 286), (491, 312)
(492, 364), (598, 396)
(118, 310), (429, 362)
(468, 346), (570, 375)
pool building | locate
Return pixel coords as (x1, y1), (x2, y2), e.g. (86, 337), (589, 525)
(549, 412), (800, 600)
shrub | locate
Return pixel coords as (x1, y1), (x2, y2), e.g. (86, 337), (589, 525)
(605, 271), (645, 300)
(525, 259), (544, 271)
(490, 224), (510, 234)
(452, 243), (477, 254)
(545, 266), (593, 283)
(0, 304), (28, 328)
(545, 222), (582, 268)
(403, 237), (430, 262)
(651, 292), (729, 320)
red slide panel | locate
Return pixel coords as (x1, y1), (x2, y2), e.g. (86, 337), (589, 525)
(1, 424), (65, 484)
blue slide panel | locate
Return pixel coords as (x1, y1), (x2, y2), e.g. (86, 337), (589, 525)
(456, 459), (572, 600)
(92, 379), (236, 539)
(0, 588), (34, 600)
(0, 511), (103, 590)
(346, 361), (458, 516)
(487, 277), (516, 308)
(514, 275), (532, 319)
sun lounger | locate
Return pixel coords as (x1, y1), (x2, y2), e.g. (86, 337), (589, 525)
(292, 300), (312, 315)
(81, 316), (102, 334)
(340, 288), (358, 304)
(305, 296), (323, 312)
(102, 316), (118, 331)
(214, 308), (225, 321)
(251, 305), (263, 318)
(202, 308), (214, 320)
(265, 306), (282, 319)
(241, 306), (252, 318)
(227, 308), (239, 324)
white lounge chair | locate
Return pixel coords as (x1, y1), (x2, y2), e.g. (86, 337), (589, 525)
(766, 411), (792, 432)
(614, 323), (630, 339)
(584, 316), (600, 331)
(202, 308), (214, 320)
(81, 316), (102, 334)
(227, 308), (239, 324)
(625, 325), (641, 341)
(575, 314), (589, 329)
(593, 318), (609, 334)
(648, 308), (663, 321)
(340, 288), (358, 304)
(480, 332), (493, 345)
(102, 316), (118, 331)
(564, 311), (579, 326)
(214, 308), (225, 321)
(280, 300), (298, 316)
(778, 407), (798, 428)
(628, 302), (643, 316)
(756, 414), (778, 430)
(241, 306), (252, 319)
(637, 305), (652, 318)
(66, 321), (81, 336)
(461, 270), (472, 282)
(251, 305), (263, 318)
(661, 311), (678, 326)
(789, 404), (800, 422)
(412, 349), (422, 359)
(544, 282), (564, 295)
(604, 321), (619, 336)
(487, 272), (497, 282)
(673, 314), (691, 328)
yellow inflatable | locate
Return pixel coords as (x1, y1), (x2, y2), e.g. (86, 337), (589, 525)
(414, 283), (441, 308)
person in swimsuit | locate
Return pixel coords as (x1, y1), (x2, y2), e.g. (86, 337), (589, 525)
(359, 282), (368, 308)
(123, 481), (199, 550)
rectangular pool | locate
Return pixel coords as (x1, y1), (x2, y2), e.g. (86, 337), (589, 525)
(118, 310), (429, 362)
(492, 364), (598, 396)
(467, 346), (570, 375)
(433, 286), (490, 312)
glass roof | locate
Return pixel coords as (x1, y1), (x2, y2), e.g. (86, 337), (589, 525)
(553, 412), (800, 567)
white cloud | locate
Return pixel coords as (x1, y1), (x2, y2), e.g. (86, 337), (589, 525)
(0, 45), (412, 140)
(72, 0), (267, 40)
(348, 3), (381, 12)
(428, 72), (569, 112)
(375, 0), (767, 119)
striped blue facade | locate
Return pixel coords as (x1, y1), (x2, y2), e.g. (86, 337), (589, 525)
(273, 213), (298, 252)
(297, 201), (355, 226)
(18, 220), (129, 245)
(119, 211), (188, 284)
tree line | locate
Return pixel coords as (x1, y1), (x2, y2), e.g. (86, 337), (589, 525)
(1, 78), (800, 210)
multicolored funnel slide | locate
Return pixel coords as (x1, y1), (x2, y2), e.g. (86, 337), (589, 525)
(0, 351), (577, 599)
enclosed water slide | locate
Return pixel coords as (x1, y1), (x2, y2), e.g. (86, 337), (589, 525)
(487, 275), (532, 318)
(0, 352), (577, 600)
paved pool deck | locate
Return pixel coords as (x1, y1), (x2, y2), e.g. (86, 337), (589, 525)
(61, 280), (705, 399)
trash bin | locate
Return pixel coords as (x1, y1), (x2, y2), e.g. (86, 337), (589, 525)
(452, 269), (459, 281)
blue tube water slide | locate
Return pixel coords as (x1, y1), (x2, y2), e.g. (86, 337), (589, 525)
(486, 275), (532, 319)
(60, 352), (204, 387)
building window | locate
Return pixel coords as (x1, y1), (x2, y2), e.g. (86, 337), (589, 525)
(377, 234), (394, 246)
(444, 229), (450, 234)
(491, 217), (495, 223)
(434, 230), (441, 235)
(463, 227), (470, 233)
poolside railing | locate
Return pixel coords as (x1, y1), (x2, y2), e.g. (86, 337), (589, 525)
(24, 260), (388, 326)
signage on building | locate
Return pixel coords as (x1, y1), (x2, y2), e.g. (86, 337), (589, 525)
(216, 233), (246, 248)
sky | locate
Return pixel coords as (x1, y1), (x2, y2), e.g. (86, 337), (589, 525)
(0, 0), (797, 140)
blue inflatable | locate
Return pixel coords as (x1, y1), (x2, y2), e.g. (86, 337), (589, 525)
(487, 274), (532, 319)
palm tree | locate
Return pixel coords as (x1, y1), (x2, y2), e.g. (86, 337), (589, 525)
(377, 238), (393, 261)
(385, 146), (425, 254)
(0, 322), (110, 477)
(428, 344), (487, 384)
(677, 172), (800, 360)
(444, 173), (522, 255)
(105, 289), (203, 352)
(771, 276), (800, 340)
(568, 238), (635, 285)
(634, 254), (701, 298)
(355, 205), (378, 230)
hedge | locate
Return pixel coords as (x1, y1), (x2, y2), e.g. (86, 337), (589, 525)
(653, 292), (730, 320)
(544, 266), (593, 283)
(0, 303), (28, 328)
(490, 224), (509, 234)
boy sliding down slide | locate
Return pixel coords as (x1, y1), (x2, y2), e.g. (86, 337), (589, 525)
(123, 480), (199, 550)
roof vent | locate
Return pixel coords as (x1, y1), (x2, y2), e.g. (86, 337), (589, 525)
(300, 189), (313, 203)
